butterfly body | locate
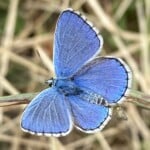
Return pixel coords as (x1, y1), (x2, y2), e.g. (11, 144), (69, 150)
(49, 78), (107, 105)
(21, 8), (132, 137)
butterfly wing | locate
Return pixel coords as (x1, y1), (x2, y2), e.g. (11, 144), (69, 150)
(54, 8), (103, 78)
(73, 57), (132, 104)
(68, 96), (112, 132)
(21, 88), (72, 137)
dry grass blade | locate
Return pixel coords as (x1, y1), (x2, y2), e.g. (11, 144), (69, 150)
(113, 36), (148, 92)
(0, 74), (19, 94)
(87, 0), (140, 41)
(136, 0), (150, 83)
(0, 0), (20, 95)
(2, 0), (19, 46)
(95, 133), (112, 150)
(114, 0), (133, 20)
(35, 45), (54, 75)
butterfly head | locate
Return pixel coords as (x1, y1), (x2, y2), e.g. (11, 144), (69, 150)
(45, 78), (54, 87)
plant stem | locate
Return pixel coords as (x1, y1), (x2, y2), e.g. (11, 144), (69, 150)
(0, 90), (149, 110)
(0, 92), (38, 107)
(127, 90), (150, 110)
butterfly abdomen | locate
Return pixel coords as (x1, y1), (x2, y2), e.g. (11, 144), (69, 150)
(78, 90), (108, 106)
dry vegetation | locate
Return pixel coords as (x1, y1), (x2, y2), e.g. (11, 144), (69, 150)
(0, 0), (150, 150)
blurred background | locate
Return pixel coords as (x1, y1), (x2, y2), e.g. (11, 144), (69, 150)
(0, 0), (150, 150)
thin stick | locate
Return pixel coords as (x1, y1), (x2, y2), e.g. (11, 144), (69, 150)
(127, 90), (150, 110)
(0, 93), (38, 107)
(0, 90), (149, 110)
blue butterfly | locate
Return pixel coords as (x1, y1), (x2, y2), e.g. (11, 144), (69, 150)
(21, 8), (132, 137)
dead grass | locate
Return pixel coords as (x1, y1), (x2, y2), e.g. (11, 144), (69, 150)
(0, 0), (149, 150)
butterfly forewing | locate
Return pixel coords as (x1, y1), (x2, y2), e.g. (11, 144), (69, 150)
(53, 8), (103, 78)
(73, 57), (132, 105)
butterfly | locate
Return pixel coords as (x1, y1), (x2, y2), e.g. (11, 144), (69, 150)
(21, 8), (132, 137)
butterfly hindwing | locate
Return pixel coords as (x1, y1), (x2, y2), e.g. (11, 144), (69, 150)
(21, 88), (72, 137)
(68, 96), (112, 132)
(73, 57), (132, 104)
(54, 8), (103, 78)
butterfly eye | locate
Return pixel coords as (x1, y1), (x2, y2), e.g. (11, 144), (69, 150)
(45, 78), (54, 87)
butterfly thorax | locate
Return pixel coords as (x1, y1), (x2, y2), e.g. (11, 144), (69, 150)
(48, 78), (83, 96)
